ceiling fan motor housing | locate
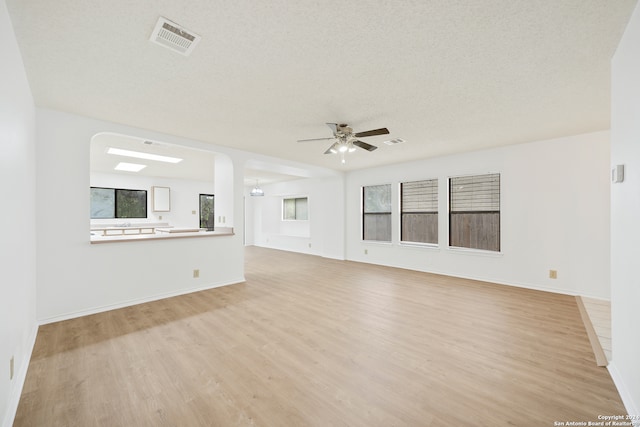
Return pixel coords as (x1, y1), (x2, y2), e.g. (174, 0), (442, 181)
(336, 124), (353, 136)
(297, 122), (389, 158)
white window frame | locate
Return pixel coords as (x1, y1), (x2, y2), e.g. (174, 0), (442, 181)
(282, 196), (309, 221)
(362, 184), (392, 242)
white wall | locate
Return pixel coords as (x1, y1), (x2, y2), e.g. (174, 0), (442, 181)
(0, 1), (38, 425)
(36, 109), (245, 323)
(90, 172), (215, 228)
(246, 176), (345, 259)
(345, 131), (611, 298)
(214, 155), (234, 228)
(610, 1), (640, 417)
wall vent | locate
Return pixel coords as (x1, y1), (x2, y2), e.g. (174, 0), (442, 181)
(150, 17), (201, 56)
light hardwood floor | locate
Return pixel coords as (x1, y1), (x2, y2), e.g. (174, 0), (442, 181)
(15, 247), (626, 426)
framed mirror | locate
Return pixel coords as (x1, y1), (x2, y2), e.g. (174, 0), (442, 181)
(152, 186), (170, 212)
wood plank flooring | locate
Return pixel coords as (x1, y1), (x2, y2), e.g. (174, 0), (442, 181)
(15, 247), (626, 426)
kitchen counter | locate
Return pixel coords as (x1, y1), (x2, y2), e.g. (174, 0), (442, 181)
(90, 227), (234, 244)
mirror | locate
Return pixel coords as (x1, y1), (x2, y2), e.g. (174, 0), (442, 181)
(152, 186), (171, 212)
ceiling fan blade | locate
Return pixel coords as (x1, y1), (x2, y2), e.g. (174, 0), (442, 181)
(352, 140), (378, 152)
(354, 127), (390, 138)
(326, 123), (338, 134)
(324, 142), (338, 154)
(297, 137), (335, 143)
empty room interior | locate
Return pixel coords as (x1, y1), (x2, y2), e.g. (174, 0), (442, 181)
(2, 0), (640, 426)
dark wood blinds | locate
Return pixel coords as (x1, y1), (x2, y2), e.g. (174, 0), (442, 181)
(401, 179), (438, 213)
(450, 174), (500, 212)
(401, 179), (438, 244)
(449, 174), (500, 251)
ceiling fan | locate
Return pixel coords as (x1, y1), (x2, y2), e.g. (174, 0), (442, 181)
(297, 123), (390, 163)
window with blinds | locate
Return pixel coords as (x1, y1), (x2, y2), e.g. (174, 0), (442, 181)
(363, 184), (391, 242)
(449, 173), (500, 251)
(283, 197), (308, 220)
(401, 179), (438, 244)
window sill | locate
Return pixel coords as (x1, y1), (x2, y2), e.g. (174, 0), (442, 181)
(399, 242), (440, 250)
(268, 233), (311, 238)
(362, 240), (393, 245)
(447, 246), (503, 257)
(90, 227), (234, 244)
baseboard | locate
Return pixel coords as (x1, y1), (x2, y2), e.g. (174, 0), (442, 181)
(608, 361), (640, 426)
(2, 323), (38, 427)
(258, 246), (588, 296)
(431, 271), (579, 297)
(253, 243), (318, 257)
(38, 277), (245, 325)
(350, 256), (582, 297)
(252, 243), (344, 260)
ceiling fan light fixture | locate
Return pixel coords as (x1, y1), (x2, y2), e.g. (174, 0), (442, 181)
(298, 122), (390, 163)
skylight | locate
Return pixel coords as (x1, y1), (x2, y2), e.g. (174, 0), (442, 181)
(107, 147), (183, 163)
(115, 162), (147, 172)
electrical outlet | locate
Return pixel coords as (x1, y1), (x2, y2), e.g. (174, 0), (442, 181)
(192, 210), (196, 215)
(10, 356), (14, 380)
(193, 269), (200, 278)
(549, 270), (557, 279)
(364, 249), (368, 255)
(158, 215), (162, 220)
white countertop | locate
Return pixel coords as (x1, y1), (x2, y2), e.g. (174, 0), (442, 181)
(90, 227), (234, 244)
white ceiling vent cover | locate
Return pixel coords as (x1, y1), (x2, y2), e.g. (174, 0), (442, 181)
(383, 138), (406, 145)
(149, 17), (201, 56)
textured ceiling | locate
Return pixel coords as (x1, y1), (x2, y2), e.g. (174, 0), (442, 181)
(7, 0), (638, 172)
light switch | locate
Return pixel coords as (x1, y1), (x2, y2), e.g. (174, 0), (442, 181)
(612, 164), (624, 183)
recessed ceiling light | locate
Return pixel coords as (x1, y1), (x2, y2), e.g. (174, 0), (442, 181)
(107, 147), (183, 163)
(115, 162), (147, 172)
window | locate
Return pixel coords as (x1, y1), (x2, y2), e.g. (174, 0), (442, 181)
(401, 179), (438, 244)
(283, 197), (308, 220)
(449, 173), (500, 251)
(199, 194), (215, 230)
(90, 187), (147, 219)
(363, 184), (391, 242)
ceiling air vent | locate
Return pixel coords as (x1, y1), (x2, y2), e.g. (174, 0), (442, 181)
(149, 17), (201, 56)
(383, 138), (406, 146)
